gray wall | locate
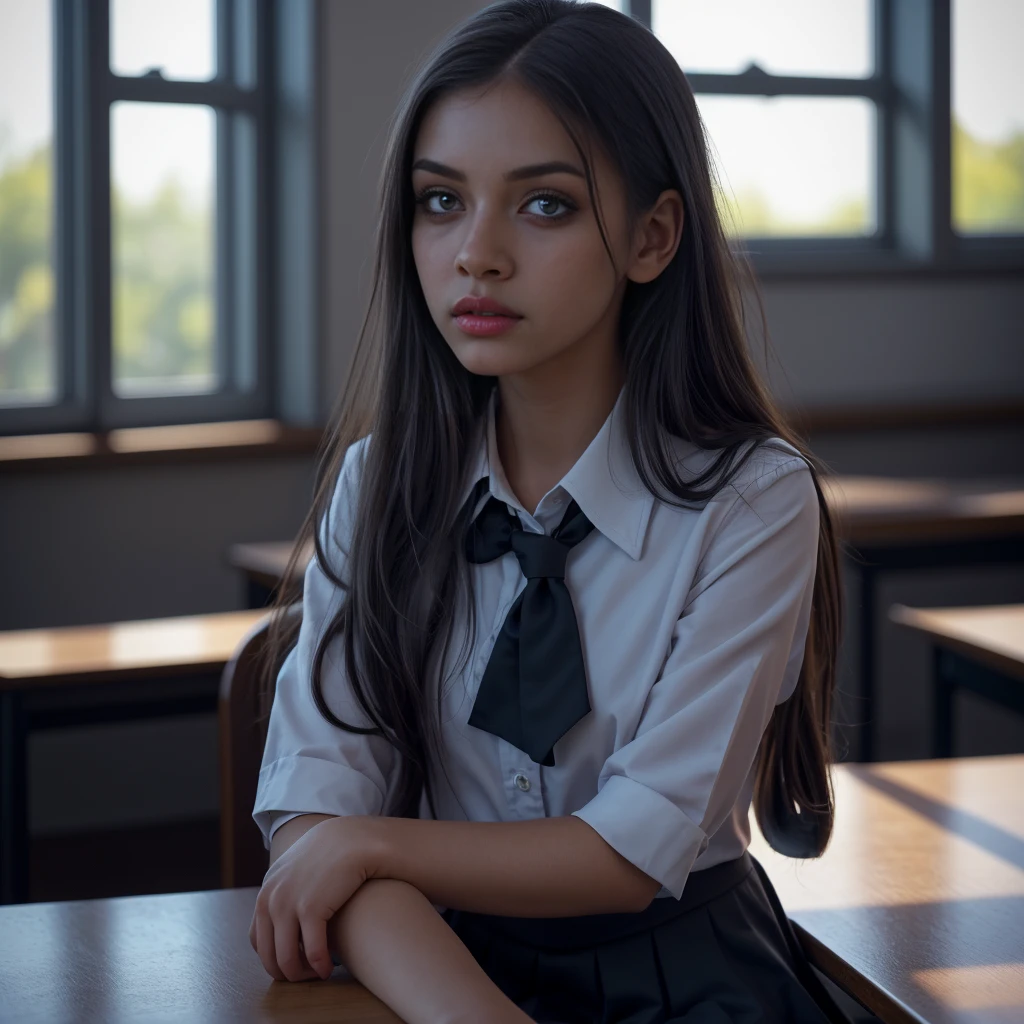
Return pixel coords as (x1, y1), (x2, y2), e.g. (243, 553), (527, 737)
(3, 0), (1022, 836)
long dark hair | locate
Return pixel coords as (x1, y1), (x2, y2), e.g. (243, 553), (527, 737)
(262, 0), (844, 858)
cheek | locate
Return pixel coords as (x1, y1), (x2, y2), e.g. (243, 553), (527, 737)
(524, 224), (618, 310)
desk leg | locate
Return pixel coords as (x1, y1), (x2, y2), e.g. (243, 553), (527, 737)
(858, 564), (878, 762)
(932, 647), (955, 758)
(0, 691), (29, 904)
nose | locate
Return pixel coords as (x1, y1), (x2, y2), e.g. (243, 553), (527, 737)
(454, 208), (514, 280)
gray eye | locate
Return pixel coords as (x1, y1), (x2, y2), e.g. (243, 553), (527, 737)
(429, 192), (458, 212)
(526, 196), (566, 217)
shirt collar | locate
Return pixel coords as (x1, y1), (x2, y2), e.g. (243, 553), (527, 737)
(460, 384), (655, 561)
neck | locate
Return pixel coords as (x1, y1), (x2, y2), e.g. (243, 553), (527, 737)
(494, 347), (624, 513)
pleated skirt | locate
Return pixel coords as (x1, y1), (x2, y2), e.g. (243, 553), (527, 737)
(441, 852), (854, 1024)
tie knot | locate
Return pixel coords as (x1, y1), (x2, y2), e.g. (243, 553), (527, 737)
(511, 530), (570, 579)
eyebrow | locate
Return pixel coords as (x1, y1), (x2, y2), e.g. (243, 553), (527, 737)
(411, 158), (585, 182)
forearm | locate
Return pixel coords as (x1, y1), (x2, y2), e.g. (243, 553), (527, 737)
(268, 812), (336, 866)
(365, 814), (659, 917)
(329, 878), (532, 1024)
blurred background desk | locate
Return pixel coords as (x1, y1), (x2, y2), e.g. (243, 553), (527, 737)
(825, 476), (1024, 760)
(889, 604), (1024, 757)
(0, 611), (265, 905)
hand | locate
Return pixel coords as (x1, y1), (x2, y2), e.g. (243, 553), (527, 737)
(249, 815), (373, 982)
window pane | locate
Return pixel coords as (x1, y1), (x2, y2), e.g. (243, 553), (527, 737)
(698, 96), (876, 238)
(653, 0), (873, 78)
(0, 0), (56, 407)
(111, 0), (216, 81)
(111, 102), (217, 397)
(952, 0), (1024, 235)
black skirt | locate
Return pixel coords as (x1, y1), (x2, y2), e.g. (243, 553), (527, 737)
(441, 852), (854, 1024)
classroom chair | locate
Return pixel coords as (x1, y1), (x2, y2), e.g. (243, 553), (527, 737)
(218, 603), (301, 888)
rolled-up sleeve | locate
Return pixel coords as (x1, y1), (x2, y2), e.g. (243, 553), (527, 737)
(252, 436), (398, 850)
(571, 456), (820, 899)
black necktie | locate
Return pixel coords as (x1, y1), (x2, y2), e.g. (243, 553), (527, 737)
(461, 477), (595, 766)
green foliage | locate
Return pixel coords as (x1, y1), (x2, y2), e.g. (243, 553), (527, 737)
(715, 186), (871, 238)
(0, 137), (215, 402)
(953, 119), (1024, 233)
(111, 177), (214, 393)
(0, 144), (54, 400)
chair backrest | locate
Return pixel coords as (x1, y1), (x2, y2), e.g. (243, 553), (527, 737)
(218, 602), (302, 888)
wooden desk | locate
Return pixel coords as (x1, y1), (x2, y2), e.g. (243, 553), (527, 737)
(752, 754), (1024, 1024)
(230, 475), (1024, 760)
(0, 886), (400, 1023)
(889, 604), (1024, 757)
(2, 758), (1020, 1023)
(0, 610), (266, 906)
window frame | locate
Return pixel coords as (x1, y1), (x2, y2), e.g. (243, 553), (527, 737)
(0, 0), (280, 436)
(628, 0), (1024, 277)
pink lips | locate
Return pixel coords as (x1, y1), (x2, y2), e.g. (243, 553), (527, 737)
(451, 295), (522, 337)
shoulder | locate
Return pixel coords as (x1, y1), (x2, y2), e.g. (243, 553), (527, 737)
(669, 435), (813, 500)
(322, 433), (374, 547)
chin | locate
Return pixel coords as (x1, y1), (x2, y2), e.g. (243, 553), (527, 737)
(448, 339), (540, 378)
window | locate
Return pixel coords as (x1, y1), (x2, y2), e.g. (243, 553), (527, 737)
(0, 0), (56, 407)
(951, 0), (1024, 235)
(653, 0), (877, 240)
(0, 0), (279, 435)
(623, 0), (1024, 272)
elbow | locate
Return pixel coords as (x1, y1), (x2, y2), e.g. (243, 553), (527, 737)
(625, 872), (664, 913)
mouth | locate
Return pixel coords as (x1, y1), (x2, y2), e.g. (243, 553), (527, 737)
(452, 311), (522, 337)
(450, 296), (522, 318)
(449, 296), (522, 337)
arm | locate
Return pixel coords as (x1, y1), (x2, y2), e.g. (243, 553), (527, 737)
(329, 879), (533, 1024)
(362, 813), (660, 916)
(269, 812), (335, 866)
(268, 815), (533, 1022)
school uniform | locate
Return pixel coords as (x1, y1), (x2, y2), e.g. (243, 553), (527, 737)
(253, 383), (852, 1023)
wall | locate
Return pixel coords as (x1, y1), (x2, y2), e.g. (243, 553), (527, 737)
(3, 0), (1022, 836)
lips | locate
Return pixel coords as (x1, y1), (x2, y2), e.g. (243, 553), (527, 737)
(450, 295), (522, 337)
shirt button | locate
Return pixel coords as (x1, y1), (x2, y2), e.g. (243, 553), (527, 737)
(513, 771), (531, 792)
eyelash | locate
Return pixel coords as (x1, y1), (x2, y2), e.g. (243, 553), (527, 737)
(413, 187), (578, 221)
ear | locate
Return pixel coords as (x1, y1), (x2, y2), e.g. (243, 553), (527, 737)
(626, 189), (685, 284)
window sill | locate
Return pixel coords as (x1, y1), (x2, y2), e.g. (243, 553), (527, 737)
(0, 419), (324, 472)
(2, 402), (1021, 474)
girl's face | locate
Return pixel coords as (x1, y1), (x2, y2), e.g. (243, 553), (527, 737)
(410, 78), (638, 384)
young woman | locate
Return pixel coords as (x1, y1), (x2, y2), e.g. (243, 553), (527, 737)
(249, 2), (849, 1021)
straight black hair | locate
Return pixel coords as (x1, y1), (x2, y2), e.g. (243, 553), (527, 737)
(263, 0), (844, 859)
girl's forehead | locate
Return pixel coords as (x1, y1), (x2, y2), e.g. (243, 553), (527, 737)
(413, 79), (581, 167)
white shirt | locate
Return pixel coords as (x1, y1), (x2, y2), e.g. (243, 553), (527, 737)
(253, 383), (819, 901)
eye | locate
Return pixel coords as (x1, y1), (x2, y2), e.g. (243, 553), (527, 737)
(522, 192), (575, 219)
(415, 189), (462, 214)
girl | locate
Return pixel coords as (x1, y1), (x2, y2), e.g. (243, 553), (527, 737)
(250, 2), (850, 1022)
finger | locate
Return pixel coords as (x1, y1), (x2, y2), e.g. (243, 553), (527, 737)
(298, 913), (334, 981)
(274, 912), (316, 983)
(249, 907), (258, 953)
(255, 908), (286, 982)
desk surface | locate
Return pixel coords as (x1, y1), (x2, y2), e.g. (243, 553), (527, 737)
(889, 604), (1024, 681)
(0, 886), (399, 1024)
(1, 758), (1021, 1023)
(0, 609), (267, 689)
(751, 754), (1024, 1024)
